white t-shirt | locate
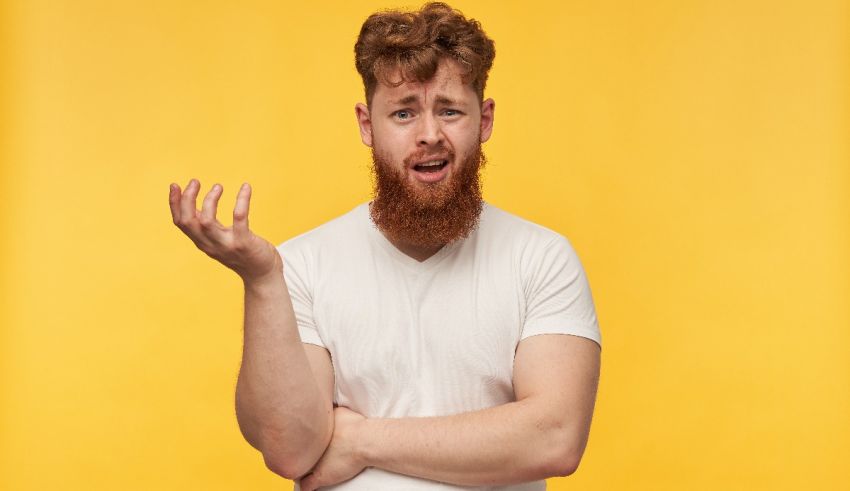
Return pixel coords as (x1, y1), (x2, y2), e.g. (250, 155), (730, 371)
(278, 201), (601, 491)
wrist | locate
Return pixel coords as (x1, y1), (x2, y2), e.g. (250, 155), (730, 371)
(242, 268), (284, 295)
(355, 417), (379, 469)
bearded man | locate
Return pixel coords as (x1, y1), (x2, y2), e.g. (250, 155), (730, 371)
(168, 2), (602, 490)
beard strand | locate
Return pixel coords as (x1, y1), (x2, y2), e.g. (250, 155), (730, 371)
(369, 145), (486, 248)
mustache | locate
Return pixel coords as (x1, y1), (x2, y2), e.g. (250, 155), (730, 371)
(403, 146), (455, 167)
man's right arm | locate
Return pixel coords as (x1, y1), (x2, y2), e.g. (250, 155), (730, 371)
(168, 179), (333, 479)
(235, 272), (335, 480)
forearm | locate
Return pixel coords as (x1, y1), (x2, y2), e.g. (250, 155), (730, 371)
(358, 398), (570, 487)
(235, 270), (332, 478)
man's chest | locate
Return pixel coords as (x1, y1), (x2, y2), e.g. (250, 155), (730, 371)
(312, 257), (526, 417)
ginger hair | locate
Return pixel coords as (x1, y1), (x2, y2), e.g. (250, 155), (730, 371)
(354, 2), (496, 106)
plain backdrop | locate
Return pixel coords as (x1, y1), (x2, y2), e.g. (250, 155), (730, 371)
(1, 0), (848, 489)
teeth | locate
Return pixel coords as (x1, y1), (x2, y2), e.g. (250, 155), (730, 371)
(418, 160), (444, 167)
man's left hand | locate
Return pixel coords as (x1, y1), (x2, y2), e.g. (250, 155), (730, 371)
(299, 406), (368, 491)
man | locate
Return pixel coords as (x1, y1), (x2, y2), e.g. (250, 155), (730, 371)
(168, 2), (602, 490)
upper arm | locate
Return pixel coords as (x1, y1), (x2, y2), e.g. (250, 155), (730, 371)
(512, 333), (601, 474)
(303, 343), (335, 408)
(279, 245), (334, 406)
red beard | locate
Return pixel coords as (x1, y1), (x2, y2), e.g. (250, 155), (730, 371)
(369, 144), (486, 248)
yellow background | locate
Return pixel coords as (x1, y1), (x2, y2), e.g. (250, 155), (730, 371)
(1, 0), (848, 489)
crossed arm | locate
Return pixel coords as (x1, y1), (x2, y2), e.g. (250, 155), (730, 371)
(297, 333), (601, 491)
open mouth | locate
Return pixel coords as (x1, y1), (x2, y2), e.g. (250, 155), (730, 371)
(413, 160), (449, 173)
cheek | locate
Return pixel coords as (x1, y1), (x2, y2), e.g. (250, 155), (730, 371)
(373, 142), (406, 172)
(445, 129), (477, 156)
(447, 119), (480, 144)
(373, 131), (413, 161)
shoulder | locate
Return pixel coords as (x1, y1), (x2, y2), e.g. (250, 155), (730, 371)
(478, 202), (570, 252)
(474, 203), (586, 282)
(277, 202), (370, 263)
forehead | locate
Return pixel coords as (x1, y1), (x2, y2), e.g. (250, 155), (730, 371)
(372, 58), (477, 106)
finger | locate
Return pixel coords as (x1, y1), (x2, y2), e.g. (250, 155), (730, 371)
(177, 179), (215, 249)
(233, 182), (251, 237)
(180, 178), (201, 231)
(199, 183), (226, 242)
(168, 183), (182, 224)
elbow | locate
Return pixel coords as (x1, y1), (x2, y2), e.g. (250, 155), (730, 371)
(546, 434), (586, 477)
(549, 452), (581, 477)
(263, 451), (313, 481)
(259, 429), (328, 480)
(262, 452), (295, 480)
(259, 419), (333, 480)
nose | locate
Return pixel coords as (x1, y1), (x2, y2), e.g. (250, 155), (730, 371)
(416, 112), (443, 147)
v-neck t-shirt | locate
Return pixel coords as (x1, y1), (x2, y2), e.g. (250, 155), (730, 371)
(278, 201), (602, 491)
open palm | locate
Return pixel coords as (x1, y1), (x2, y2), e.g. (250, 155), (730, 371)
(168, 179), (282, 283)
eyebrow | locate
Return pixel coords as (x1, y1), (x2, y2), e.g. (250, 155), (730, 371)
(391, 95), (464, 106)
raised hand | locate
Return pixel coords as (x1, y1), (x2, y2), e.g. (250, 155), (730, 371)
(169, 179), (282, 284)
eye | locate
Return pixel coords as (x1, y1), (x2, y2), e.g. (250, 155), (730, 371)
(393, 110), (412, 120)
(443, 109), (462, 117)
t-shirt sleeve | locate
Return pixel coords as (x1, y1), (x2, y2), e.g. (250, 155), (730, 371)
(521, 235), (602, 349)
(278, 243), (325, 348)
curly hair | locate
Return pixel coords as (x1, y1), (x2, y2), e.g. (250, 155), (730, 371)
(354, 2), (496, 106)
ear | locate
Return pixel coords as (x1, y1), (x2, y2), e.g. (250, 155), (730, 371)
(479, 98), (495, 143)
(355, 102), (373, 147)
